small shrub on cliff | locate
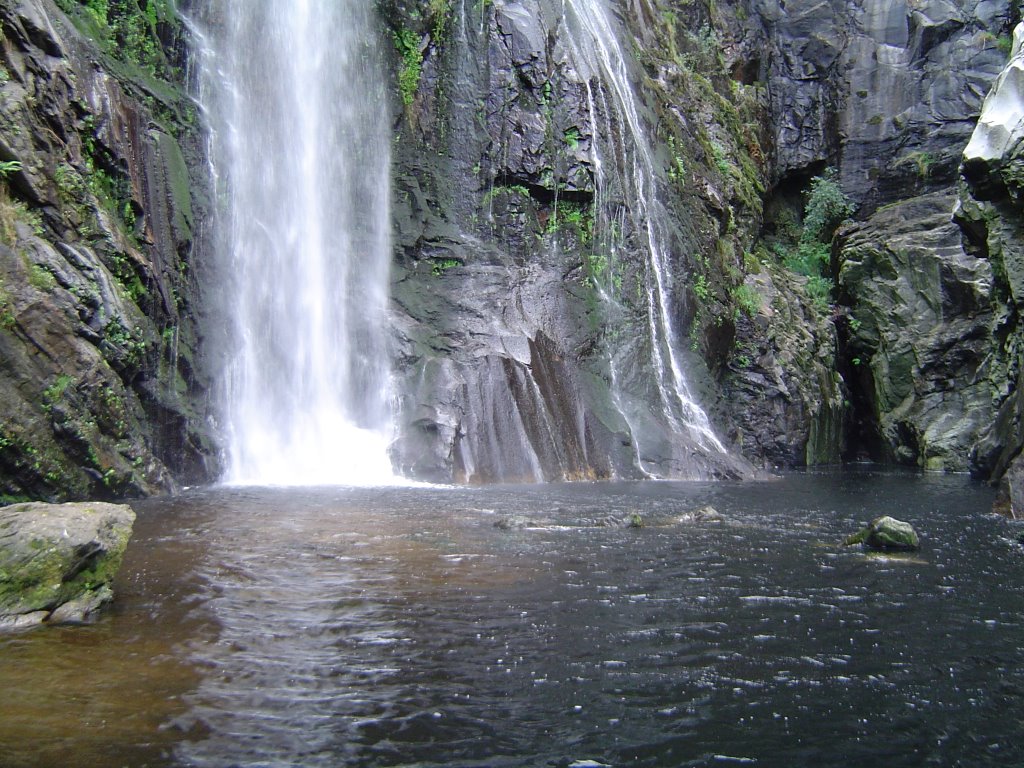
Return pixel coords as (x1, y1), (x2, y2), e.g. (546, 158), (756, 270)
(0, 161), (23, 246)
(775, 170), (853, 303)
(802, 170), (853, 244)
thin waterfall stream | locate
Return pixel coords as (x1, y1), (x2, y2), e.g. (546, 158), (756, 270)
(560, 0), (731, 473)
(197, 0), (396, 486)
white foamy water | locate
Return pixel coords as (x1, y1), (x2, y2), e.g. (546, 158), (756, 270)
(196, 0), (397, 485)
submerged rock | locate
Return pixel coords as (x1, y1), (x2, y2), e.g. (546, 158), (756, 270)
(678, 505), (724, 523)
(844, 516), (920, 551)
(0, 501), (135, 629)
(493, 516), (538, 531)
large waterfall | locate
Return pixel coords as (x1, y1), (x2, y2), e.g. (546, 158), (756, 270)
(197, 0), (396, 485)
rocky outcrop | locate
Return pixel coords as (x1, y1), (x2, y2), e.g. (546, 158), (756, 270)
(0, 0), (1016, 492)
(723, 0), (1012, 472)
(0, 500), (134, 628)
(377, 0), (1016, 479)
(741, 0), (1008, 206)
(0, 0), (215, 500)
(723, 266), (846, 467)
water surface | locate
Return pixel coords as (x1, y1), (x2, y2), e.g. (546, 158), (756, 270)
(1, 471), (1022, 767)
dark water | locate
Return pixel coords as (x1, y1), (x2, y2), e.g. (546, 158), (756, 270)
(2, 470), (1023, 767)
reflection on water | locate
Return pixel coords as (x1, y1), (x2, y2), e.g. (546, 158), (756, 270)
(1, 470), (1023, 767)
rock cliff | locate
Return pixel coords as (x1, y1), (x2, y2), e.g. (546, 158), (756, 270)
(0, 0), (214, 501)
(379, 0), (1015, 480)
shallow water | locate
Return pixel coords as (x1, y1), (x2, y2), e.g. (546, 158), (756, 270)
(1, 470), (1023, 767)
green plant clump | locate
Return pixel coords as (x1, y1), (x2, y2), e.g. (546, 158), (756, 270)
(732, 283), (762, 317)
(54, 0), (176, 76)
(802, 170), (854, 243)
(775, 169), (853, 310)
(431, 257), (460, 276)
(393, 28), (423, 108)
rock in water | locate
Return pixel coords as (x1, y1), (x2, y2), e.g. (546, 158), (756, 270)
(0, 502), (135, 628)
(844, 516), (920, 552)
(677, 505), (723, 523)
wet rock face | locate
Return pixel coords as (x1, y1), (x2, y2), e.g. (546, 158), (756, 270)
(723, 267), (846, 468)
(957, 23), (1024, 512)
(749, 0), (1009, 206)
(0, 1), (215, 500)
(384, 0), (760, 483)
(0, 501), (135, 629)
(838, 193), (994, 471)
(381, 0), (1016, 481)
(734, 0), (1013, 474)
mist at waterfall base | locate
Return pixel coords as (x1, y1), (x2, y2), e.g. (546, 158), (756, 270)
(1, 472), (1022, 766)
(199, 0), (396, 486)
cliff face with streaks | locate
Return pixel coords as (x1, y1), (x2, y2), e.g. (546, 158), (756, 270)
(0, 0), (214, 501)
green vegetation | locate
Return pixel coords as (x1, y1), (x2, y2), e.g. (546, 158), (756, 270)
(0, 291), (14, 330)
(102, 320), (148, 368)
(0, 161), (24, 246)
(693, 273), (711, 301)
(546, 200), (594, 244)
(430, 257), (460, 276)
(709, 140), (731, 177)
(41, 375), (75, 414)
(483, 184), (531, 205)
(428, 0), (452, 42)
(393, 28), (423, 108)
(732, 283), (762, 317)
(897, 150), (933, 181)
(53, 0), (177, 77)
(802, 170), (855, 243)
(776, 170), (854, 310)
(667, 136), (686, 186)
(27, 265), (56, 292)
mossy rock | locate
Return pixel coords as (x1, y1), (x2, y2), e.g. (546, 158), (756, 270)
(844, 515), (920, 551)
(0, 501), (135, 628)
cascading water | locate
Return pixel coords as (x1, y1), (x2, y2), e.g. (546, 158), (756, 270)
(560, 0), (731, 475)
(196, 0), (397, 485)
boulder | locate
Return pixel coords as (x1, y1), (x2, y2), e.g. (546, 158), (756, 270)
(844, 516), (920, 551)
(0, 501), (135, 628)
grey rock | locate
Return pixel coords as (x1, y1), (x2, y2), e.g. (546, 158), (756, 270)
(956, 24), (1024, 497)
(994, 454), (1024, 518)
(678, 504), (723, 522)
(963, 24), (1024, 178)
(723, 267), (846, 467)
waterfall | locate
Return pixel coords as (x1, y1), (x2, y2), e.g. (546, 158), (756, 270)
(561, 0), (729, 475)
(196, 0), (397, 486)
